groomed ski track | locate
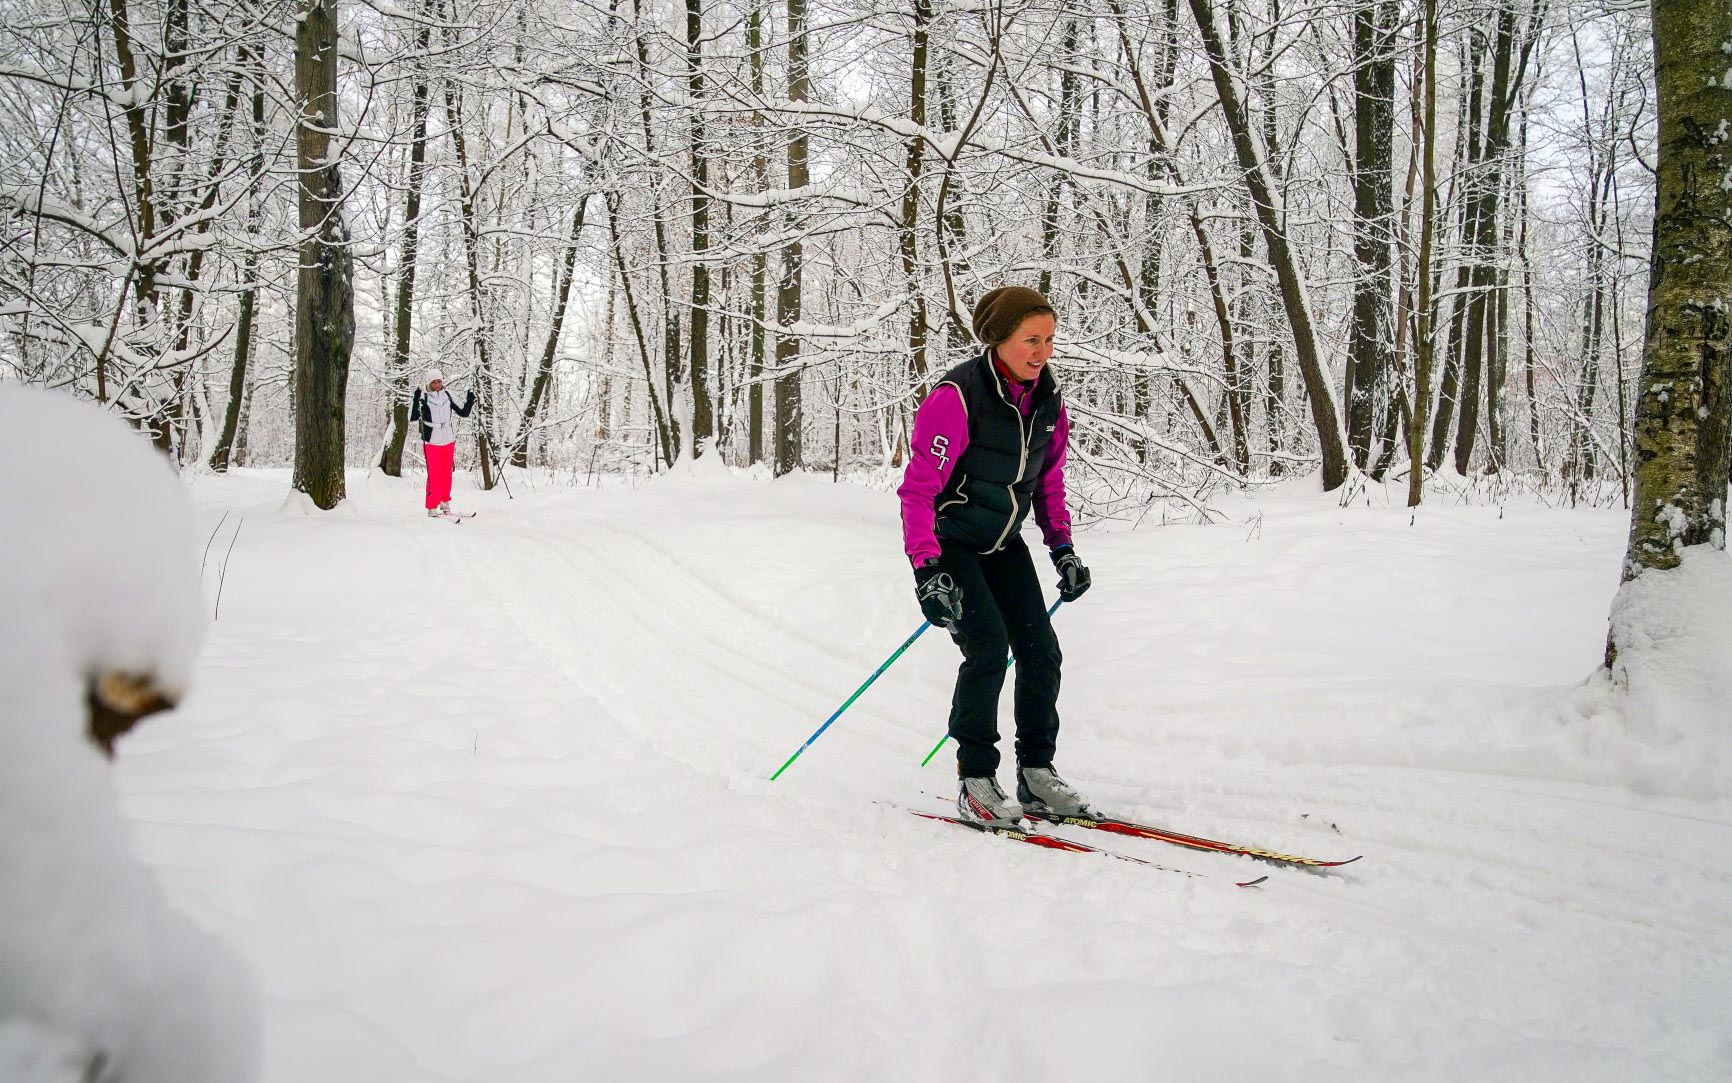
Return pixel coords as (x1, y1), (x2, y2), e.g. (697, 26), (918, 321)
(116, 468), (1731, 1083)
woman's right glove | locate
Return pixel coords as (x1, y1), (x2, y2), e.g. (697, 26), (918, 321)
(1050, 544), (1091, 602)
(913, 559), (964, 628)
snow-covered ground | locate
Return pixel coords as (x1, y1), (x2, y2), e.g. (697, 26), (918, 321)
(111, 464), (1730, 1082)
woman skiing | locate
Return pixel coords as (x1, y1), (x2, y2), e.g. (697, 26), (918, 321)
(410, 368), (475, 517)
(898, 285), (1095, 825)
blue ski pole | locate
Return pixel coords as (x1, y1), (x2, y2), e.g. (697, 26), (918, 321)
(770, 620), (933, 780)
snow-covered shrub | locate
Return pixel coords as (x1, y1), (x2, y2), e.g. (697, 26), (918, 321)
(0, 385), (259, 1083)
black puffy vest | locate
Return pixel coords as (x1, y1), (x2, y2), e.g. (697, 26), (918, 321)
(931, 352), (1063, 553)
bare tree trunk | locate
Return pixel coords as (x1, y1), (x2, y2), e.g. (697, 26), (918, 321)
(379, 3), (435, 477)
(1612, 0), (1731, 603)
(1372, 25), (1428, 482)
(686, 0), (713, 454)
(513, 195), (591, 467)
(1187, 0), (1348, 490)
(291, 0), (354, 510)
(1573, 225), (1609, 495)
(104, 0), (166, 443)
(1037, 17), (1081, 299)
(629, 0), (682, 456)
(1407, 0), (1440, 506)
(440, 56), (499, 489)
(1190, 209), (1249, 473)
(1453, 5), (1529, 474)
(607, 192), (674, 467)
(1345, 0), (1398, 471)
(1107, 0), (1181, 460)
(775, 0), (809, 476)
(933, 41), (982, 351)
(743, 3), (770, 463)
(212, 46), (266, 473)
(900, 0), (932, 384)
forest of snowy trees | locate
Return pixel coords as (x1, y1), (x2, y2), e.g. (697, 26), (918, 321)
(0, 0), (1696, 517)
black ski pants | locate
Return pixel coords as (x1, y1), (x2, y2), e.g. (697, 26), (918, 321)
(939, 535), (1062, 778)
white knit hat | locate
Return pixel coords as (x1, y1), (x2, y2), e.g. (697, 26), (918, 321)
(425, 368), (444, 387)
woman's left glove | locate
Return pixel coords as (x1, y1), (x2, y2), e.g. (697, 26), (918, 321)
(1050, 545), (1091, 602)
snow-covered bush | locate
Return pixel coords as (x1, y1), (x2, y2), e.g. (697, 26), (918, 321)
(0, 385), (259, 1083)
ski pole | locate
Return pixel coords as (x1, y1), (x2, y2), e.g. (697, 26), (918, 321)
(770, 619), (934, 781)
(919, 597), (1062, 767)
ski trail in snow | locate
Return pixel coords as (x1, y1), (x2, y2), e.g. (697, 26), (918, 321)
(104, 473), (1732, 1083)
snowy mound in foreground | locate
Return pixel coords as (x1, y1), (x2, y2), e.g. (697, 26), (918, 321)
(1576, 545), (1732, 800)
(0, 386), (259, 1083)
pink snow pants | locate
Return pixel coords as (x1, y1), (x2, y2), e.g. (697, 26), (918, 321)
(424, 442), (455, 509)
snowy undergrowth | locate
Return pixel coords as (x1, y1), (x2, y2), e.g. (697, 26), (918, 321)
(84, 461), (1732, 1082)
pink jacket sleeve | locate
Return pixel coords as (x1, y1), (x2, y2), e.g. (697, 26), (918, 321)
(1033, 403), (1073, 550)
(897, 383), (970, 567)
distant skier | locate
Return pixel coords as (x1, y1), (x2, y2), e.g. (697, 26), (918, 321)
(898, 285), (1095, 825)
(411, 368), (474, 517)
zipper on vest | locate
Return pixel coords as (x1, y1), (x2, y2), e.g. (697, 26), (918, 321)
(987, 372), (1031, 553)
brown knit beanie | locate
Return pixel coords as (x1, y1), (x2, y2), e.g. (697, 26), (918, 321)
(971, 285), (1054, 346)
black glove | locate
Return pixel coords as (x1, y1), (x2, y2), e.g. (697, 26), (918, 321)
(913, 559), (964, 628)
(1050, 544), (1091, 602)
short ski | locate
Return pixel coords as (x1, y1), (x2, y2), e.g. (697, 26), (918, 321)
(907, 810), (1267, 888)
(1024, 810), (1361, 870)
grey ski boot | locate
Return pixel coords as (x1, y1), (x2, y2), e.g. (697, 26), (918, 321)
(1016, 766), (1100, 818)
(957, 776), (1023, 825)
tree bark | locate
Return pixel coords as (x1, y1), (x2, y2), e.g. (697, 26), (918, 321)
(1190, 209), (1249, 473)
(440, 54), (500, 489)
(900, 0), (932, 384)
(379, 3), (435, 477)
(775, 0), (809, 476)
(212, 46), (267, 473)
(1038, 17), (1081, 299)
(1407, 0), (1440, 506)
(291, 0), (354, 510)
(1345, 0), (1398, 471)
(1614, 0), (1731, 589)
(607, 191), (674, 467)
(747, 2), (770, 463)
(686, 0), (713, 454)
(1187, 0), (1348, 490)
(1452, 6), (1525, 474)
(513, 195), (591, 467)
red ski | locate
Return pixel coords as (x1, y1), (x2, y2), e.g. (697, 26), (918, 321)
(907, 810), (1268, 887)
(1024, 810), (1361, 871)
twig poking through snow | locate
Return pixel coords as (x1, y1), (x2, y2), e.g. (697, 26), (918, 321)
(214, 518), (243, 621)
(200, 511), (230, 580)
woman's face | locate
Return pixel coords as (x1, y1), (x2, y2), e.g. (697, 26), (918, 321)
(429, 379), (443, 393)
(996, 312), (1055, 383)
